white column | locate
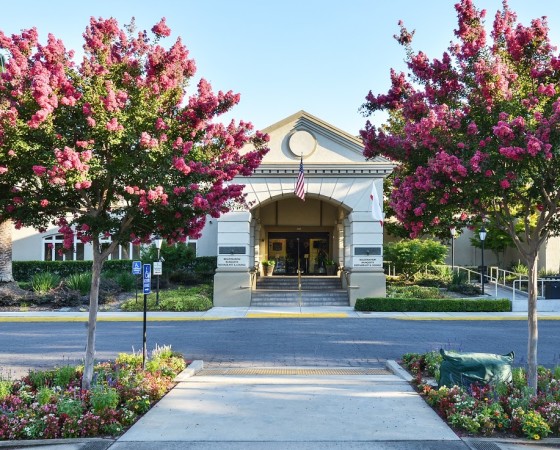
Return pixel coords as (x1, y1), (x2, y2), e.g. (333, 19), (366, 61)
(213, 211), (253, 306)
(346, 211), (386, 306)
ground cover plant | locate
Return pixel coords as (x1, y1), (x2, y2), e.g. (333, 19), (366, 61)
(401, 351), (560, 440)
(121, 284), (213, 312)
(0, 345), (186, 440)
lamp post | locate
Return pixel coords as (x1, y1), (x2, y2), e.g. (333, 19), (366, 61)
(153, 235), (163, 305)
(450, 227), (457, 274)
(479, 226), (487, 295)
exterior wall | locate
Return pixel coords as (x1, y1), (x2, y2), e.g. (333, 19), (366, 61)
(195, 216), (218, 257)
(12, 225), (95, 261)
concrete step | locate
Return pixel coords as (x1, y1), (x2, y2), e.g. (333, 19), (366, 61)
(256, 276), (342, 291)
(251, 289), (349, 307)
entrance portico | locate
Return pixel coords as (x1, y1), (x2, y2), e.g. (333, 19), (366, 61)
(213, 111), (393, 307)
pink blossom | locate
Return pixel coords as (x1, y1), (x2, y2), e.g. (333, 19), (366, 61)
(151, 18), (171, 37)
(173, 157), (191, 175)
(32, 165), (47, 176)
(106, 117), (123, 132)
(500, 179), (510, 189)
(86, 117), (96, 127)
(0, 166), (8, 175)
(40, 199), (49, 207)
(467, 122), (478, 135)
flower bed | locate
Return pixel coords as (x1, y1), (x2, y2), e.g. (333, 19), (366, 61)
(0, 345), (186, 440)
(401, 351), (560, 440)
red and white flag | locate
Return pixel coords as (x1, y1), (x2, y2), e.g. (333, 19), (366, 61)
(370, 180), (384, 226)
(294, 157), (305, 201)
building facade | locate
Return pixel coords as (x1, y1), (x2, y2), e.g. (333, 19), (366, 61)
(211, 111), (393, 306)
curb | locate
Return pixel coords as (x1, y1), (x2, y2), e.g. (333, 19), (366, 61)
(174, 360), (204, 382)
(385, 359), (413, 382)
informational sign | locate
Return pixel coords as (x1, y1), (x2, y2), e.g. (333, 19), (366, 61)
(143, 264), (151, 294)
(153, 261), (163, 276)
(217, 255), (248, 267)
(132, 260), (142, 275)
(353, 256), (383, 268)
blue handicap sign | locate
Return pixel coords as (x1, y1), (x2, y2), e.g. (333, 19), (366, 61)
(142, 264), (151, 294)
(132, 260), (142, 275)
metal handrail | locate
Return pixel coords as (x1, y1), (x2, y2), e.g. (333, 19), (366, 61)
(511, 277), (560, 301)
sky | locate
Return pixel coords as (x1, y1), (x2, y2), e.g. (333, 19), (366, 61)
(2, 0), (560, 136)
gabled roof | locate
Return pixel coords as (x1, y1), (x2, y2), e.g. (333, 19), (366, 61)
(260, 110), (393, 166)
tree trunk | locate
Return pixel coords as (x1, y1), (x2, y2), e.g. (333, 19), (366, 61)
(0, 220), (14, 283)
(81, 237), (119, 390)
(526, 252), (539, 391)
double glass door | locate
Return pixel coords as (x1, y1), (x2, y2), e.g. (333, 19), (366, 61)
(268, 232), (329, 275)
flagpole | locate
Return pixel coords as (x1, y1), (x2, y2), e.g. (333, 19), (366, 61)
(297, 237), (302, 310)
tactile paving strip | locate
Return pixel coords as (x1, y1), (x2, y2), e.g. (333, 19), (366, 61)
(196, 367), (391, 376)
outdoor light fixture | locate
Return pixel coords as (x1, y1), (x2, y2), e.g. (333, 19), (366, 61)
(479, 226), (487, 295)
(450, 227), (457, 273)
(154, 235), (163, 251)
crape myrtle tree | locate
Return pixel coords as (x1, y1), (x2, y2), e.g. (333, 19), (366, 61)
(360, 0), (560, 390)
(0, 18), (269, 388)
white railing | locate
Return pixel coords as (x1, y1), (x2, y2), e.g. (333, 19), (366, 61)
(512, 277), (560, 301)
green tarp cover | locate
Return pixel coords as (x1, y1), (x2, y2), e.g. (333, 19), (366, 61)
(438, 349), (514, 389)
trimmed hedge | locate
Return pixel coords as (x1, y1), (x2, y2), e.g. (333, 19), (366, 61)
(13, 260), (131, 281)
(354, 297), (511, 312)
(13, 258), (217, 283)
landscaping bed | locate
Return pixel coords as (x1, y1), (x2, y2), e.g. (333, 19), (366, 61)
(401, 350), (560, 440)
(0, 345), (187, 440)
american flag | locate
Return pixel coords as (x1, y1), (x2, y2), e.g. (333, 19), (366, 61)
(294, 156), (305, 201)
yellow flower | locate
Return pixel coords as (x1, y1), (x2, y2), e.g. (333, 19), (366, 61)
(533, 434), (540, 440)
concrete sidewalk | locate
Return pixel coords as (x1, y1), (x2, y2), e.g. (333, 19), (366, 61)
(0, 306), (559, 322)
(111, 363), (463, 449)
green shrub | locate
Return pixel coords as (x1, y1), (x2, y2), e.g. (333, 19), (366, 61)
(121, 285), (213, 312)
(53, 366), (78, 387)
(384, 239), (448, 280)
(37, 386), (55, 405)
(511, 262), (529, 275)
(108, 272), (136, 292)
(13, 260), (133, 282)
(116, 351), (143, 368)
(141, 242), (195, 276)
(31, 272), (61, 294)
(354, 297), (511, 312)
(90, 385), (119, 414)
(57, 397), (84, 418)
(27, 369), (54, 389)
(0, 379), (13, 400)
(448, 283), (482, 296)
(65, 272), (92, 295)
(387, 285), (444, 299)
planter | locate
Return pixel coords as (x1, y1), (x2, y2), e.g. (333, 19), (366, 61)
(263, 265), (274, 276)
(326, 265), (337, 276)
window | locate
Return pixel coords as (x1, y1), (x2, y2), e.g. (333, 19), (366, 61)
(43, 234), (85, 261)
(187, 241), (197, 256)
(43, 235), (141, 261)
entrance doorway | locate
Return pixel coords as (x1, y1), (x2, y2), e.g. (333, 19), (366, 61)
(268, 232), (330, 275)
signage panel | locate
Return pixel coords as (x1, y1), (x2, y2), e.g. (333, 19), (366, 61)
(142, 264), (151, 294)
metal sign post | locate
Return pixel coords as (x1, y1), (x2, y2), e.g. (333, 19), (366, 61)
(142, 263), (151, 369)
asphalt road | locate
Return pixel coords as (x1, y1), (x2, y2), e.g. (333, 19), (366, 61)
(1, 318), (559, 377)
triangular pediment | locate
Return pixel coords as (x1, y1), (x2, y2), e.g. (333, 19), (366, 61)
(257, 110), (392, 167)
